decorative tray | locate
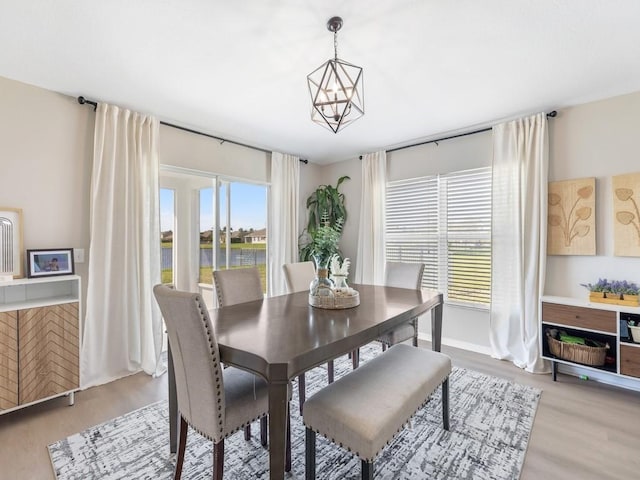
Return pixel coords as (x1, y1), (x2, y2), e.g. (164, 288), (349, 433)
(309, 290), (360, 309)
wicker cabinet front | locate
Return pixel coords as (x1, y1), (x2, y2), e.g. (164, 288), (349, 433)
(0, 311), (18, 410)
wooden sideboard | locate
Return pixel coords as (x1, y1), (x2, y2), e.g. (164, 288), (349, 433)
(0, 276), (80, 414)
(541, 295), (640, 387)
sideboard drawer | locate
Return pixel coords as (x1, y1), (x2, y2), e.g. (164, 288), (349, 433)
(620, 344), (640, 378)
(542, 302), (616, 333)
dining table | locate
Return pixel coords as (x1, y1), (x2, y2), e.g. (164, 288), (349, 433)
(167, 283), (443, 480)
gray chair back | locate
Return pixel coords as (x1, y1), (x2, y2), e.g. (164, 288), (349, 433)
(213, 267), (263, 306)
(385, 262), (425, 290)
(282, 261), (315, 293)
(153, 285), (225, 442)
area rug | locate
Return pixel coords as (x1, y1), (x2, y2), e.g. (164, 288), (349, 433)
(49, 345), (541, 479)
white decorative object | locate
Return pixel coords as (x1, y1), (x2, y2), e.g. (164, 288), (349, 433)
(0, 207), (24, 279)
(330, 254), (351, 292)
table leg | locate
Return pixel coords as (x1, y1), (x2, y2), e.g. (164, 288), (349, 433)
(168, 342), (178, 454)
(268, 381), (289, 480)
(431, 302), (443, 352)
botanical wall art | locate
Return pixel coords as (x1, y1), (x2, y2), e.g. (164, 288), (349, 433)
(613, 172), (640, 256)
(547, 177), (596, 255)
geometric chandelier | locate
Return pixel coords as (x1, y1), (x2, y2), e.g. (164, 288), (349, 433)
(307, 16), (364, 133)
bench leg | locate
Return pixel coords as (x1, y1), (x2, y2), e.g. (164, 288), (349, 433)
(361, 459), (374, 480)
(260, 416), (268, 447)
(305, 428), (316, 480)
(442, 377), (450, 431)
(327, 360), (334, 384)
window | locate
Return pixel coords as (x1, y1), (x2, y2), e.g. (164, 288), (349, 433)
(204, 180), (268, 292)
(160, 188), (175, 284)
(385, 167), (492, 307)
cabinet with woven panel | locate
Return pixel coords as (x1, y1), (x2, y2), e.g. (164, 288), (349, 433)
(0, 276), (80, 415)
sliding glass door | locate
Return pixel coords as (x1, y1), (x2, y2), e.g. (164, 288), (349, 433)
(160, 167), (268, 306)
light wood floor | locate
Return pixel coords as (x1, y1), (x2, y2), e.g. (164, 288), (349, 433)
(1, 343), (639, 479)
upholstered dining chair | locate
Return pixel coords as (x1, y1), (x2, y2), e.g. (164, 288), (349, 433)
(212, 267), (269, 441)
(377, 261), (425, 350)
(213, 267), (264, 306)
(153, 285), (291, 480)
(282, 261), (316, 295)
(282, 261), (337, 415)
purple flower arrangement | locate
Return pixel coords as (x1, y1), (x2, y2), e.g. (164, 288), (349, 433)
(580, 278), (639, 297)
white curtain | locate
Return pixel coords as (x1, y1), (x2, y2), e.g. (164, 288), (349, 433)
(267, 152), (300, 296)
(490, 112), (549, 373)
(355, 151), (387, 285)
(81, 103), (164, 388)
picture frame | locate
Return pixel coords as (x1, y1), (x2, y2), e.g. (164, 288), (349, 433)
(27, 248), (75, 278)
(0, 207), (24, 279)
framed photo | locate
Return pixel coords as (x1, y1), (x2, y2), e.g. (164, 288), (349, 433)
(0, 207), (24, 279)
(27, 248), (75, 278)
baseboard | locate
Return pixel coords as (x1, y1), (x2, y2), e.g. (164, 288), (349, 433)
(418, 332), (492, 356)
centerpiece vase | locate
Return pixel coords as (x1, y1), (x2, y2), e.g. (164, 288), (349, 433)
(310, 254), (335, 297)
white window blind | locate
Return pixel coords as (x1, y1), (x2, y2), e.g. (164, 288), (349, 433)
(386, 167), (492, 307)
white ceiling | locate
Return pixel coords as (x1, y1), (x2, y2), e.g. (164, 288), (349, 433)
(2, 1), (640, 164)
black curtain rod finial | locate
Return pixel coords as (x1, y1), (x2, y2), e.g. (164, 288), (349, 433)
(77, 96), (97, 111)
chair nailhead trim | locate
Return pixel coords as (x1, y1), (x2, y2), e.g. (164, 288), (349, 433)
(183, 413), (268, 443)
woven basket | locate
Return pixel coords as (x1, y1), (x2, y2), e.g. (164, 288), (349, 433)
(309, 290), (360, 309)
(546, 332), (607, 367)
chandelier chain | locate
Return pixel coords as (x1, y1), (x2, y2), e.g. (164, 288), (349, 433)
(334, 30), (338, 61)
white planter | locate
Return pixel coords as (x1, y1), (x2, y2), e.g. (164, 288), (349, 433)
(628, 325), (640, 343)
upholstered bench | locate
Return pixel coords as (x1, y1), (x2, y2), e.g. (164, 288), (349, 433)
(303, 344), (452, 480)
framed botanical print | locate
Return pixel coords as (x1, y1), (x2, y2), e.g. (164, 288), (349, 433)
(547, 178), (596, 255)
(613, 172), (640, 256)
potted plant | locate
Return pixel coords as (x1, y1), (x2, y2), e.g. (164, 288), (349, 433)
(580, 278), (611, 300)
(581, 278), (640, 306)
(308, 216), (343, 297)
(300, 176), (350, 263)
(621, 280), (640, 304)
(310, 216), (343, 268)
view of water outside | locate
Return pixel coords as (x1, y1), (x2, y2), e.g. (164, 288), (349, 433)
(160, 182), (267, 289)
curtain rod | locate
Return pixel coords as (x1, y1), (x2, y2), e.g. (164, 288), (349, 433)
(386, 110), (557, 153)
(77, 96), (309, 164)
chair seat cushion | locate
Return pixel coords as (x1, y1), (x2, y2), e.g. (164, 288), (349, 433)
(377, 322), (415, 345)
(303, 344), (451, 461)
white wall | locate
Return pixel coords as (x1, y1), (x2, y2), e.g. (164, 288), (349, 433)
(326, 91), (640, 353)
(4, 72), (640, 355)
(546, 91), (640, 297)
(0, 75), (273, 328)
(0, 76), (93, 316)
(159, 125), (269, 183)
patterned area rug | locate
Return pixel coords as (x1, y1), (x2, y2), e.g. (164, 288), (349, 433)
(49, 345), (541, 479)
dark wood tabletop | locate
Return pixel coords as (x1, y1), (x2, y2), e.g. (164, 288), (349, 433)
(168, 284), (443, 480)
